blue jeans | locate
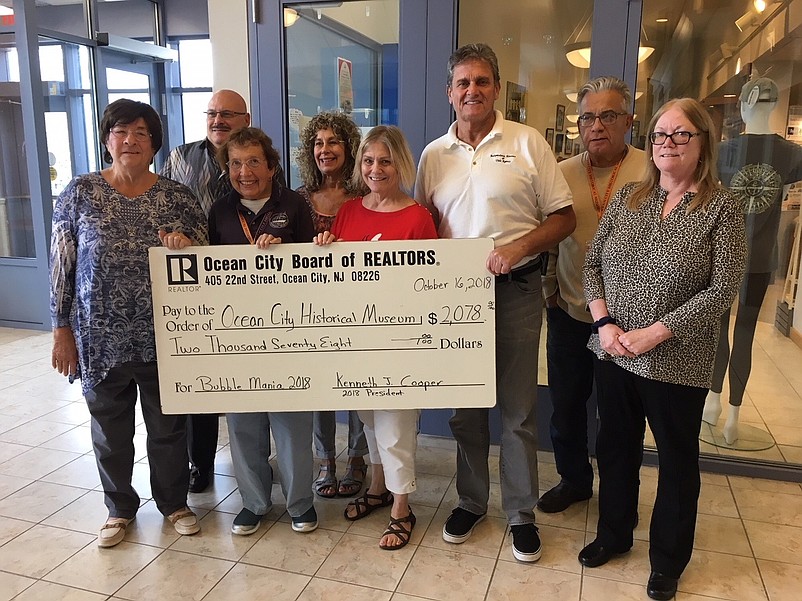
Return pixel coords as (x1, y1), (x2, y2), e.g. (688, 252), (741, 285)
(449, 270), (542, 525)
(545, 305), (594, 494)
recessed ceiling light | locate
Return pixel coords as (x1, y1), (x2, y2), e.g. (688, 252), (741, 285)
(724, 94), (737, 98)
(656, 18), (668, 23)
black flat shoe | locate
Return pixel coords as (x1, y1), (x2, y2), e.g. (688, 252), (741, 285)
(647, 571), (678, 600)
(578, 539), (629, 568)
(189, 468), (212, 493)
(536, 481), (592, 513)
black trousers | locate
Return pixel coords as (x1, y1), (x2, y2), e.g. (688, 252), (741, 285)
(545, 305), (594, 494)
(593, 358), (706, 578)
(710, 271), (771, 406)
(187, 413), (219, 473)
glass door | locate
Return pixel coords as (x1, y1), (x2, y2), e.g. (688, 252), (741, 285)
(96, 47), (163, 164)
(283, 0), (398, 187)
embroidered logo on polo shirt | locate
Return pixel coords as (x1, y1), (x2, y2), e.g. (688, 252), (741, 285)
(490, 153), (516, 163)
(269, 212), (290, 228)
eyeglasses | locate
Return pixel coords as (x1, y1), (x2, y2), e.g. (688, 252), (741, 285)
(577, 110), (627, 127)
(205, 110), (248, 120)
(109, 128), (151, 141)
(648, 131), (702, 145)
(227, 158), (266, 171)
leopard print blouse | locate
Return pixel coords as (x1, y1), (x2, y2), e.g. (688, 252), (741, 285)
(583, 183), (746, 388)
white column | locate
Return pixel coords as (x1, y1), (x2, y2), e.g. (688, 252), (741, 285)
(208, 0), (251, 106)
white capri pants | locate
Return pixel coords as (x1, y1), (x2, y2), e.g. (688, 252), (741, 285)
(358, 409), (419, 494)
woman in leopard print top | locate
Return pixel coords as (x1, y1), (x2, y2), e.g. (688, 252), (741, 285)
(580, 98), (746, 600)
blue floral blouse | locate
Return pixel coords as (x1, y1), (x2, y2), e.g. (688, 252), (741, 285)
(50, 172), (208, 393)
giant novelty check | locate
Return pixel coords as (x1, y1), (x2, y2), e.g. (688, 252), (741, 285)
(149, 239), (497, 413)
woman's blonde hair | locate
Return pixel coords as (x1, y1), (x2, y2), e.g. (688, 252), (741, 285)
(351, 125), (417, 194)
(628, 97), (720, 213)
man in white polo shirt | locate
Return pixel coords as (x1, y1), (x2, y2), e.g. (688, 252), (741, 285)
(415, 43), (575, 563)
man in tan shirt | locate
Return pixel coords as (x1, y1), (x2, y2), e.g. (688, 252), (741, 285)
(539, 76), (645, 513)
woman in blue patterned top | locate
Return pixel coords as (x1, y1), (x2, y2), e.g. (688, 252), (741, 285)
(50, 99), (208, 549)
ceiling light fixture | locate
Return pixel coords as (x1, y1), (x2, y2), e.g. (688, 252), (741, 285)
(284, 7), (300, 27)
(564, 9), (653, 68)
(564, 42), (654, 69)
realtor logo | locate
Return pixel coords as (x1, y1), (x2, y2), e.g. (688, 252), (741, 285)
(166, 254), (199, 285)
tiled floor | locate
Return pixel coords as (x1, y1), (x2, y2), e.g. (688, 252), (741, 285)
(2, 326), (802, 601)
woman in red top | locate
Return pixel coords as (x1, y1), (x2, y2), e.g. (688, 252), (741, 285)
(316, 125), (436, 550)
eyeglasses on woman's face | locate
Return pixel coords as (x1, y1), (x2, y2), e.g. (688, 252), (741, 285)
(649, 131), (702, 145)
(109, 127), (151, 141)
(227, 157), (267, 171)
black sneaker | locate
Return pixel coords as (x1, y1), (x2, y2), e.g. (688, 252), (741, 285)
(510, 523), (542, 562)
(231, 508), (263, 536)
(442, 507), (486, 544)
(291, 506), (319, 533)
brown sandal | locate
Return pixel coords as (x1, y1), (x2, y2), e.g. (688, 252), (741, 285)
(338, 462), (367, 497)
(379, 509), (416, 550)
(343, 490), (394, 521)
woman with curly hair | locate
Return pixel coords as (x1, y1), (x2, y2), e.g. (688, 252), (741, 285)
(296, 112), (369, 499)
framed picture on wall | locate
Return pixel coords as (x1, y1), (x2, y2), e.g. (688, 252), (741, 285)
(505, 81), (527, 124)
(545, 128), (554, 146)
(555, 132), (565, 154)
(573, 142), (581, 156)
(555, 104), (566, 131)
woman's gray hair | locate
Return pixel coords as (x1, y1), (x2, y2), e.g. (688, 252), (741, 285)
(447, 43), (500, 86)
(577, 76), (632, 113)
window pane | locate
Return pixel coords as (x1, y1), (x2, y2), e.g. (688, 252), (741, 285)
(178, 39), (213, 88)
(106, 67), (149, 91)
(285, 0), (399, 188)
(41, 40), (97, 198)
(638, 1), (802, 464)
(0, 34), (32, 258)
(35, 0), (88, 39)
(96, 0), (156, 42)
(181, 91), (212, 143)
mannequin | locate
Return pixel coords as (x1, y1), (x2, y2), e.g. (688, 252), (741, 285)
(703, 77), (802, 443)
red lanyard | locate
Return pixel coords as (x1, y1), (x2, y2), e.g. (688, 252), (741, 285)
(585, 150), (626, 220)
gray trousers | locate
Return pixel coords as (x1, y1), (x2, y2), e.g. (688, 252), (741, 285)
(227, 411), (314, 517)
(313, 410), (368, 459)
(449, 271), (542, 525)
(85, 361), (189, 519)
